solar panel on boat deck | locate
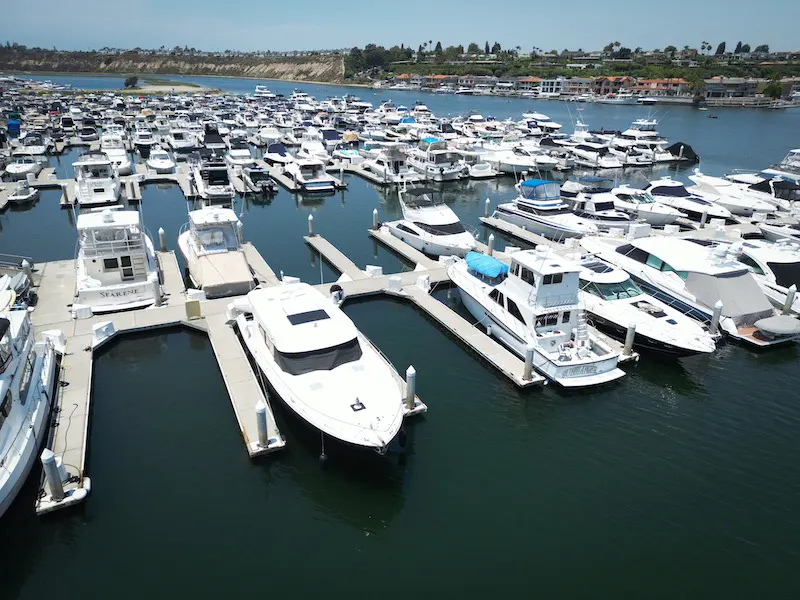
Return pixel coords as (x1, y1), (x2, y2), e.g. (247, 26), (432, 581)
(286, 309), (330, 325)
(584, 260), (614, 274)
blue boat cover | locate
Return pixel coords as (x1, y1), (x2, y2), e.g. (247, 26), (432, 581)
(465, 251), (509, 278)
(421, 137), (440, 143)
(400, 116), (417, 123)
(519, 178), (554, 187)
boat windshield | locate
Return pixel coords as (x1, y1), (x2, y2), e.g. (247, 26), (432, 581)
(581, 278), (643, 300)
(274, 337), (363, 376)
(617, 191), (655, 204)
(767, 261), (800, 289)
(413, 221), (466, 236)
(592, 201), (616, 212)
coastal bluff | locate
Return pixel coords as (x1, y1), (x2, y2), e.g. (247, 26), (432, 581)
(0, 48), (345, 83)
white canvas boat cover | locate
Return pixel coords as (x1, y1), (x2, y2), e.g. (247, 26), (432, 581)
(685, 271), (773, 326)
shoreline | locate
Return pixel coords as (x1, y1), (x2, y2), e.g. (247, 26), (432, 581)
(1, 69), (369, 89)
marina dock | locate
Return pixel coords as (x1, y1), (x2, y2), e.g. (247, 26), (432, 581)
(30, 246), (288, 515)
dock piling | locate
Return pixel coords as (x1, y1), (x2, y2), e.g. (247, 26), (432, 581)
(710, 300), (723, 334)
(372, 208), (379, 230)
(484, 198), (491, 218)
(700, 210), (709, 229)
(487, 234), (495, 257)
(405, 366), (417, 411)
(524, 344), (535, 381)
(152, 277), (162, 307)
(308, 214), (314, 236)
(40, 449), (65, 502)
(623, 323), (637, 356)
(782, 284), (797, 314)
(255, 401), (269, 447)
(21, 259), (33, 286)
(158, 227), (166, 252)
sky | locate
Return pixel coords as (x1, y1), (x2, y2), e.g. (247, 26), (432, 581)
(1, 0), (798, 53)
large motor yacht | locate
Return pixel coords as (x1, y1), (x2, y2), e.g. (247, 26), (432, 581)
(99, 133), (132, 176)
(178, 207), (256, 298)
(73, 207), (161, 316)
(645, 178), (732, 224)
(72, 152), (121, 207)
(0, 312), (58, 518)
(384, 186), (476, 257)
(190, 159), (236, 204)
(284, 159), (337, 193)
(448, 249), (625, 387)
(762, 149), (800, 183)
(577, 255), (716, 357)
(491, 179), (599, 240)
(362, 147), (423, 185)
(407, 138), (466, 182)
(231, 281), (408, 453)
(688, 170), (778, 216)
(580, 236), (800, 348)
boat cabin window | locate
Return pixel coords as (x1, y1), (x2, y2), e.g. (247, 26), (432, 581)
(737, 255), (765, 276)
(615, 244), (649, 264)
(582, 279), (643, 300)
(507, 298), (525, 323)
(766, 261), (800, 288)
(535, 313), (559, 327)
(274, 337), (363, 376)
(286, 309), (330, 325)
(19, 347), (36, 406)
(396, 224), (416, 235)
(651, 185), (689, 197)
(412, 221), (466, 236)
(562, 311), (571, 323)
(103, 258), (119, 271)
(543, 273), (563, 285)
(0, 391), (11, 429)
(489, 289), (505, 306)
(592, 201), (615, 212)
(0, 327), (12, 374)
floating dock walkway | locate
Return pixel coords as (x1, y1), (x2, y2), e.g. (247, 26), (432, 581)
(30, 246), (287, 516)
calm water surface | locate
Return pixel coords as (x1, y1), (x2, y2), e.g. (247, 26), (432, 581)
(0, 74), (799, 598)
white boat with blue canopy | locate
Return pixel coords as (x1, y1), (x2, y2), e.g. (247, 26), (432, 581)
(448, 249), (624, 387)
(492, 179), (600, 240)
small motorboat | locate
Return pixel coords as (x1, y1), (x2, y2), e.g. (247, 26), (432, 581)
(7, 180), (40, 204)
(242, 166), (278, 194)
(145, 145), (176, 174)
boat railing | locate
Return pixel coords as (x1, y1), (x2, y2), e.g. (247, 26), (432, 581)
(0, 252), (34, 270)
(81, 237), (144, 257)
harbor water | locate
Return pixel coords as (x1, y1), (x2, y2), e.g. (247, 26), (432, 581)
(1, 74), (799, 598)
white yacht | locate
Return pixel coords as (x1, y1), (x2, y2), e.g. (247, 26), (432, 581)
(285, 159), (337, 193)
(363, 147), (423, 185)
(645, 178), (732, 224)
(483, 146), (560, 174)
(263, 143), (294, 167)
(254, 85), (277, 99)
(685, 237), (800, 315)
(724, 173), (800, 213)
(762, 149), (800, 183)
(99, 132), (132, 176)
(4, 156), (43, 180)
(73, 207), (161, 315)
(190, 160), (236, 204)
(606, 186), (685, 226)
(232, 282), (407, 453)
(758, 221), (800, 243)
(0, 312), (58, 518)
(384, 186), (476, 257)
(224, 139), (256, 169)
(178, 207), (256, 298)
(569, 194), (634, 232)
(165, 128), (195, 158)
(688, 170), (778, 216)
(570, 143), (624, 169)
(242, 166), (278, 194)
(577, 255), (716, 356)
(13, 132), (49, 157)
(132, 125), (157, 150)
(296, 128), (331, 164)
(580, 236), (800, 348)
(448, 249), (625, 387)
(492, 179), (599, 240)
(72, 152), (121, 207)
(407, 138), (466, 182)
(145, 144), (176, 174)
(257, 126), (282, 145)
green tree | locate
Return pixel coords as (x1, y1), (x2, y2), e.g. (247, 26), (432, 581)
(734, 41), (742, 54)
(123, 76), (138, 88)
(434, 41), (442, 52)
(714, 41), (726, 55)
(491, 42), (501, 53)
(484, 41), (490, 54)
(741, 43), (751, 53)
(617, 47), (632, 59)
(467, 42), (480, 53)
(754, 44), (769, 53)
(763, 81), (783, 99)
(664, 45), (677, 56)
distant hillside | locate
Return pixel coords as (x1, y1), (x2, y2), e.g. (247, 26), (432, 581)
(0, 48), (345, 84)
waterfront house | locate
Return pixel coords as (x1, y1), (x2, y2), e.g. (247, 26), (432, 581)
(592, 76), (635, 95)
(630, 78), (690, 97)
(516, 77), (542, 91)
(539, 77), (565, 95)
(703, 77), (762, 98)
(563, 77), (594, 96)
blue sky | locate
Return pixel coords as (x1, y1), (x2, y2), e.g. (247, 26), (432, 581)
(2, 0), (798, 53)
